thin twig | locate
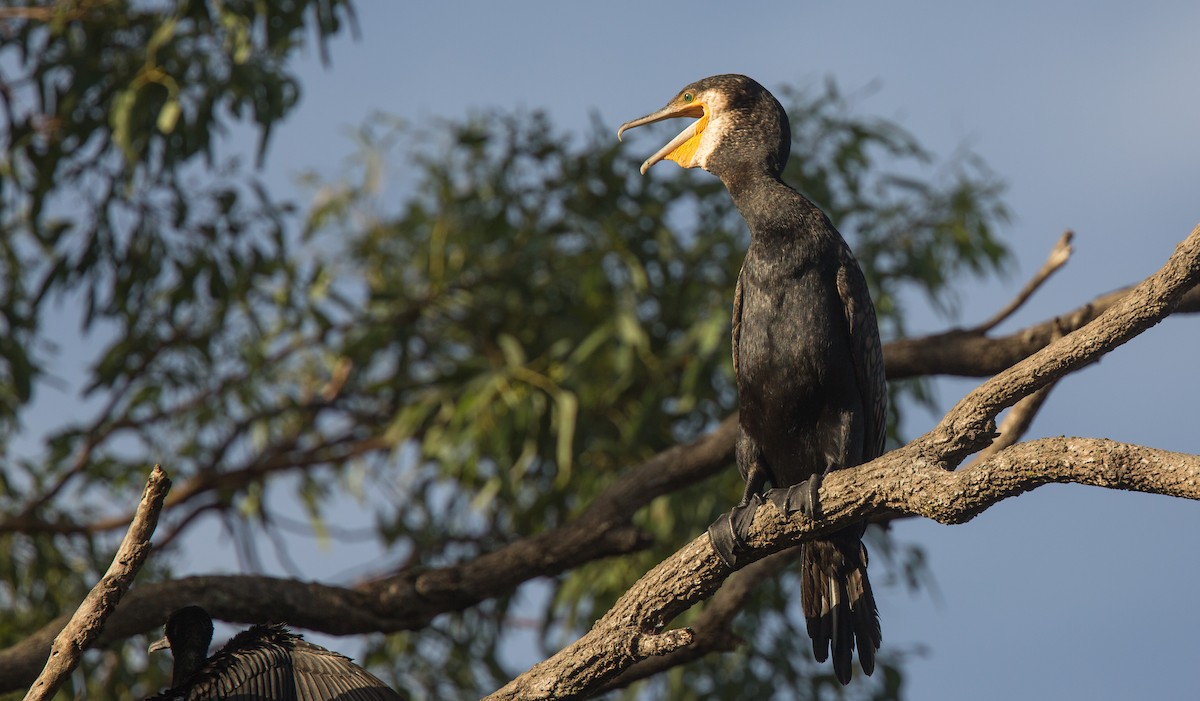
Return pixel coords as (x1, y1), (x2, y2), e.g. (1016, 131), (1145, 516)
(972, 230), (1074, 334)
(0, 1), (112, 24)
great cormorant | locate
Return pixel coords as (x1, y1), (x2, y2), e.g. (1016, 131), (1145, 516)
(145, 605), (405, 699)
(619, 74), (886, 684)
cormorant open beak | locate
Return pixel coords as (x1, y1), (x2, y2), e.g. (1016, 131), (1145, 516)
(147, 635), (171, 653)
(618, 102), (707, 175)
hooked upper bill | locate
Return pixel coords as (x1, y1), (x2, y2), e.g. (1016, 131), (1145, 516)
(617, 100), (708, 175)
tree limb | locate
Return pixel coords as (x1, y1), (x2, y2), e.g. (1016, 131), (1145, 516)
(596, 549), (800, 695)
(884, 282), (1200, 380)
(483, 223), (1200, 700)
(3, 269), (1197, 538)
(21, 465), (170, 701)
(485, 436), (1200, 701)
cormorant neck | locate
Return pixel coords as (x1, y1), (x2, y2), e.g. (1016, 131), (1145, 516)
(172, 648), (207, 686)
(717, 166), (811, 240)
(719, 163), (781, 198)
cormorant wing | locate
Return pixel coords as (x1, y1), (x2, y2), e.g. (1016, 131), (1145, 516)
(836, 247), (887, 462)
(289, 639), (405, 700)
(194, 639), (293, 699)
(147, 625), (404, 700)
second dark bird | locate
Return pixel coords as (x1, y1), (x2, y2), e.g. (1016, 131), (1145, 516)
(619, 74), (886, 684)
(146, 605), (405, 700)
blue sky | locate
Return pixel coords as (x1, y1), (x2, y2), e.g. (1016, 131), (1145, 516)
(43, 1), (1200, 698)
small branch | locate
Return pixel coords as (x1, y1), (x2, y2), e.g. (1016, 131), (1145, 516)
(973, 230), (1074, 334)
(1, 434), (388, 537)
(0, 7), (57, 22)
(926, 223), (1200, 464)
(962, 382), (1055, 468)
(21, 465), (171, 701)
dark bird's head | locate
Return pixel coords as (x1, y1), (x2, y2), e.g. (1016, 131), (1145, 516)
(618, 74), (791, 180)
(148, 606), (214, 687)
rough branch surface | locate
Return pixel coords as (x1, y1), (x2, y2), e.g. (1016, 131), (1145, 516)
(21, 466), (170, 701)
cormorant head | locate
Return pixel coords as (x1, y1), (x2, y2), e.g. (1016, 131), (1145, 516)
(618, 74), (791, 180)
(148, 605), (215, 686)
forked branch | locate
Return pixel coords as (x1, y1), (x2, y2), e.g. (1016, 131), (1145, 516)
(485, 223), (1200, 700)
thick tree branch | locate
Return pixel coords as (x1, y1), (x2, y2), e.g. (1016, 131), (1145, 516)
(885, 282), (1200, 380)
(486, 436), (1200, 701)
(925, 223), (1200, 464)
(484, 223), (1200, 700)
(597, 549), (800, 695)
(21, 465), (170, 701)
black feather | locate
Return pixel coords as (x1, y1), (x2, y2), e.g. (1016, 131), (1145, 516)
(146, 606), (405, 700)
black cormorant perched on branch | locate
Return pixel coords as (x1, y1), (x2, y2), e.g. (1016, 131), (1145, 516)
(146, 605), (404, 699)
(619, 74), (886, 684)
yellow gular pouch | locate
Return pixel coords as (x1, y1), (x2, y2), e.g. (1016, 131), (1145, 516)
(665, 108), (709, 168)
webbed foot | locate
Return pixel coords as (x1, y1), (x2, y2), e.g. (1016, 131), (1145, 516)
(707, 494), (764, 568)
(768, 472), (825, 520)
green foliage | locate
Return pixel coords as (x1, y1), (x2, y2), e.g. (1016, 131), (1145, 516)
(321, 113), (739, 537)
(0, 0), (356, 432)
(0, 1), (354, 698)
(0, 4), (1009, 699)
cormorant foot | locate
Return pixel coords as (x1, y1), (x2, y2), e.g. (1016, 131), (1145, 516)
(707, 495), (764, 568)
(768, 473), (825, 521)
(802, 472), (824, 520)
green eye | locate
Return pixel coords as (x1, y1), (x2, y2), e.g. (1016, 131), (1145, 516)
(682, 92), (694, 103)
